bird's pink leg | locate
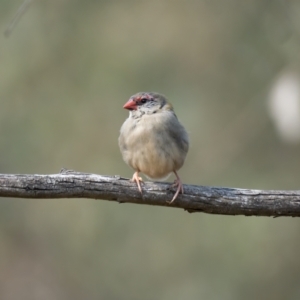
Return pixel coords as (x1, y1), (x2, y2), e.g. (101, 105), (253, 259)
(131, 171), (143, 194)
(167, 170), (184, 204)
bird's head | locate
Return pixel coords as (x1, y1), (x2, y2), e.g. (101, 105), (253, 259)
(123, 92), (171, 115)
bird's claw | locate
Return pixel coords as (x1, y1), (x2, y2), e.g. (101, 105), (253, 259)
(167, 171), (184, 204)
(131, 172), (143, 194)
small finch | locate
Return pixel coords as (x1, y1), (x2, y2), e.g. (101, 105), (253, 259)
(119, 92), (189, 203)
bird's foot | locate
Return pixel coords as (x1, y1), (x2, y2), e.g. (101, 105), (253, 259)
(167, 172), (184, 204)
(131, 172), (143, 194)
(168, 179), (184, 204)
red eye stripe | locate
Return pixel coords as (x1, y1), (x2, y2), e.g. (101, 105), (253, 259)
(135, 94), (153, 104)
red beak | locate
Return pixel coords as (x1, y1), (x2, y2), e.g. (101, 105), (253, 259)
(123, 99), (137, 110)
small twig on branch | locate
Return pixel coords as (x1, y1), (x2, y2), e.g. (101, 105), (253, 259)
(0, 171), (299, 217)
(4, 0), (33, 37)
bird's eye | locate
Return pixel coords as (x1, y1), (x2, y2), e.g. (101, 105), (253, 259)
(140, 98), (147, 104)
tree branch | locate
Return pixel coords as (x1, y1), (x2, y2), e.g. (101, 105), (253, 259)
(0, 171), (299, 217)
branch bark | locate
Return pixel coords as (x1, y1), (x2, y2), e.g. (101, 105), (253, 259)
(0, 171), (299, 217)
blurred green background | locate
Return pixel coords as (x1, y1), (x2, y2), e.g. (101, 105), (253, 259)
(1, 0), (300, 299)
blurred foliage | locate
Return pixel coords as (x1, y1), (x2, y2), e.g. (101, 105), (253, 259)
(1, 0), (300, 299)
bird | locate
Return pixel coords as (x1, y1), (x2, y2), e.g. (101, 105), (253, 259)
(118, 92), (189, 203)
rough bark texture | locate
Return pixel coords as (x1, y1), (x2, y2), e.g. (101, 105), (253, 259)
(0, 171), (299, 217)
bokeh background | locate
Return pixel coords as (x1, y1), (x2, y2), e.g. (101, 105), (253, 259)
(1, 0), (300, 299)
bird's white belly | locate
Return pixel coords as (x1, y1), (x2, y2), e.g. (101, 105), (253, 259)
(119, 112), (187, 180)
(131, 144), (173, 179)
(125, 130), (176, 179)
